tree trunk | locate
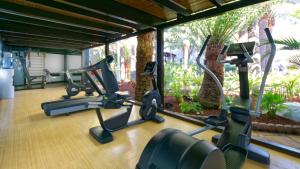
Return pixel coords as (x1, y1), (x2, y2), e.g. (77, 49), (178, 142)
(259, 13), (275, 71)
(135, 32), (154, 101)
(198, 43), (224, 109)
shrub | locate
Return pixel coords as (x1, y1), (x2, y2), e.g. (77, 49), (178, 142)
(261, 92), (287, 118)
(165, 63), (203, 102)
(179, 102), (202, 114)
(225, 95), (234, 105)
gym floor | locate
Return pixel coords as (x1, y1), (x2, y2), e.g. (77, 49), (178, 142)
(0, 85), (299, 169)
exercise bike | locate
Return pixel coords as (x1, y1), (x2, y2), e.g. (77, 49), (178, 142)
(89, 61), (165, 144)
(136, 28), (276, 169)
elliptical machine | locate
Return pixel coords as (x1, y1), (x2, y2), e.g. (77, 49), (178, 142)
(136, 28), (276, 169)
(63, 71), (95, 99)
(89, 61), (165, 144)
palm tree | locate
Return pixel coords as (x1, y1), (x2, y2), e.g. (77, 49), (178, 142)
(196, 5), (269, 108)
(135, 32), (154, 101)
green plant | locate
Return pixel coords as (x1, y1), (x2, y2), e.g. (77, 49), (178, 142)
(248, 73), (261, 92)
(224, 71), (239, 93)
(282, 74), (300, 98)
(261, 92), (287, 118)
(275, 37), (300, 49)
(165, 63), (203, 102)
(179, 102), (202, 114)
(169, 81), (184, 103)
(225, 95), (234, 105)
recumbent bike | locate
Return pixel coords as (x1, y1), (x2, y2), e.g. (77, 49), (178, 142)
(136, 28), (276, 169)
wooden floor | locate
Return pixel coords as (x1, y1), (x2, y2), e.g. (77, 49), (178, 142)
(0, 85), (299, 169)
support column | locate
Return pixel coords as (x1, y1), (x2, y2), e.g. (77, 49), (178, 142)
(157, 28), (164, 107)
(82, 49), (89, 83)
(63, 53), (67, 81)
(116, 42), (121, 81)
(105, 42), (109, 56)
(0, 35), (3, 64)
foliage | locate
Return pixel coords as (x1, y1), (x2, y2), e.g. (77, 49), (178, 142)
(225, 95), (234, 105)
(282, 74), (300, 98)
(289, 55), (300, 67)
(291, 9), (300, 19)
(165, 63), (203, 102)
(249, 73), (262, 92)
(275, 37), (300, 49)
(275, 37), (300, 68)
(122, 45), (131, 63)
(179, 102), (202, 114)
(223, 71), (239, 92)
(164, 2), (271, 59)
(261, 92), (287, 118)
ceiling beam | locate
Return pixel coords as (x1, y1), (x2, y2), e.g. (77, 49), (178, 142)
(0, 31), (95, 45)
(63, 0), (166, 26)
(27, 0), (146, 30)
(152, 0), (191, 16)
(7, 45), (81, 55)
(209, 0), (224, 8)
(2, 35), (88, 47)
(157, 0), (270, 29)
(0, 20), (106, 43)
(0, 1), (131, 34)
(5, 40), (83, 50)
(107, 28), (156, 44)
(0, 10), (119, 37)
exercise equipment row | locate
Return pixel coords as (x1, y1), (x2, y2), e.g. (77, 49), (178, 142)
(136, 28), (276, 169)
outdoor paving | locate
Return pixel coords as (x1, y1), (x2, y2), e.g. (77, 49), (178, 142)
(253, 131), (300, 150)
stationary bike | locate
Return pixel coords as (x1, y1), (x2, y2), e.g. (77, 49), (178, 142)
(136, 28), (276, 169)
(139, 62), (165, 122)
(89, 61), (165, 144)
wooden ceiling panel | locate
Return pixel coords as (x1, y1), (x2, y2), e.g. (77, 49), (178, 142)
(116, 0), (177, 20)
(174, 0), (192, 11)
(116, 0), (237, 21)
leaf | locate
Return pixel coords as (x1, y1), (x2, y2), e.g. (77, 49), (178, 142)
(274, 37), (300, 49)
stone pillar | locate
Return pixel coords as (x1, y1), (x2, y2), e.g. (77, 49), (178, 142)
(135, 32), (154, 101)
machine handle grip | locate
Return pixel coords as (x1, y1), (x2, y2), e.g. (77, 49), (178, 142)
(264, 28), (274, 44)
(217, 45), (229, 64)
(220, 45), (228, 55)
(197, 35), (211, 61)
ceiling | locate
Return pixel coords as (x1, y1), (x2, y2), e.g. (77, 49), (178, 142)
(0, 0), (268, 53)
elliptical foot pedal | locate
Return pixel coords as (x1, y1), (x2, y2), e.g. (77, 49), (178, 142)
(212, 134), (270, 165)
(89, 126), (113, 144)
(152, 115), (165, 123)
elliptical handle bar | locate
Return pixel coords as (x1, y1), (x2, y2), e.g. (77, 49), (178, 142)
(196, 35), (227, 110)
(216, 45), (229, 64)
(253, 28), (276, 116)
(198, 35), (211, 57)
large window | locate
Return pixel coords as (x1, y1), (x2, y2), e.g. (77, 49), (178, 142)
(163, 1), (300, 150)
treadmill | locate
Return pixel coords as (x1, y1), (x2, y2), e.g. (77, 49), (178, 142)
(41, 56), (115, 116)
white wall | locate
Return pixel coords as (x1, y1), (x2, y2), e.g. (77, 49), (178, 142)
(67, 55), (81, 69)
(43, 54), (82, 82)
(67, 55), (82, 82)
(45, 53), (64, 82)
